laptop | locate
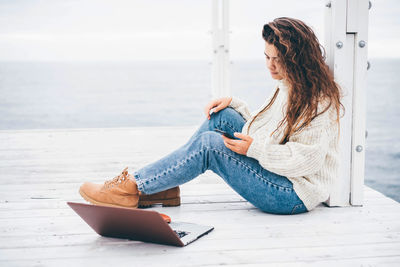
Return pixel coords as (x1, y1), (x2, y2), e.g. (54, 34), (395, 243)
(67, 202), (214, 247)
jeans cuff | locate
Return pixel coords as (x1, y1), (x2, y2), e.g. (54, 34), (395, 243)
(133, 172), (147, 193)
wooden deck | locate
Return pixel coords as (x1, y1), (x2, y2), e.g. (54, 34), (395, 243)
(1, 126), (400, 266)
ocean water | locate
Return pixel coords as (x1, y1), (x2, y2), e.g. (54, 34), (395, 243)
(0, 59), (399, 202)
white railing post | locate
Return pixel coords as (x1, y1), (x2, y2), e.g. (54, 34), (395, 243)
(348, 0), (369, 206)
(324, 0), (369, 207)
(211, 0), (230, 98)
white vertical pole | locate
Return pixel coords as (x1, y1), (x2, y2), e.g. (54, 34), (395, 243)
(348, 0), (369, 206)
(324, 0), (352, 207)
(324, 0), (369, 207)
(211, 0), (230, 99)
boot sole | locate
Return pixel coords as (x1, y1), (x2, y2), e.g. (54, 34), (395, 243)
(138, 197), (181, 208)
(79, 188), (138, 209)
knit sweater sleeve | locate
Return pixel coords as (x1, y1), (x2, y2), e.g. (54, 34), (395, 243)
(228, 96), (252, 121)
(246, 109), (337, 177)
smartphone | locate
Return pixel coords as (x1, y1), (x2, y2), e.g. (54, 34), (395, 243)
(214, 129), (235, 139)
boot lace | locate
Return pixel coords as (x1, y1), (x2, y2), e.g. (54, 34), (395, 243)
(104, 167), (130, 188)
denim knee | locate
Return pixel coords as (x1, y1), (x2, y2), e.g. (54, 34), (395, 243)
(211, 107), (240, 122)
(210, 107), (245, 133)
(197, 131), (224, 149)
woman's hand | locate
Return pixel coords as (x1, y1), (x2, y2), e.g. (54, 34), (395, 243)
(222, 132), (253, 155)
(204, 97), (232, 120)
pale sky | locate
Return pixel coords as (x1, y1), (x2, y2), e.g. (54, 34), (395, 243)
(0, 0), (398, 61)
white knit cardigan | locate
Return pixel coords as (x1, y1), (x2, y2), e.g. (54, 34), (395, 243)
(228, 80), (339, 211)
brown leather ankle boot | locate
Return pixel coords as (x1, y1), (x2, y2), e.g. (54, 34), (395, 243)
(138, 186), (181, 207)
(79, 167), (139, 208)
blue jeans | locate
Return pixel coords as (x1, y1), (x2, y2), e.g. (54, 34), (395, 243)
(133, 107), (308, 215)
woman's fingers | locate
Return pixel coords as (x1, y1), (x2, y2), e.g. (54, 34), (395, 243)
(221, 134), (252, 156)
(204, 103), (213, 119)
(204, 100), (221, 119)
(222, 135), (242, 154)
(222, 136), (234, 149)
(221, 135), (237, 146)
(213, 104), (223, 113)
(204, 97), (231, 120)
(233, 132), (249, 140)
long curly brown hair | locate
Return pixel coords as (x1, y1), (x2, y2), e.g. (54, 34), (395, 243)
(247, 17), (343, 144)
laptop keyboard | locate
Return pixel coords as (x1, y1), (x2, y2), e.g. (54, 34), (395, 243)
(174, 230), (190, 239)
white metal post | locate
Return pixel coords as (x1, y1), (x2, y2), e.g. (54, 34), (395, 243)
(324, 0), (369, 207)
(324, 0), (352, 207)
(211, 0), (230, 98)
(348, 0), (369, 206)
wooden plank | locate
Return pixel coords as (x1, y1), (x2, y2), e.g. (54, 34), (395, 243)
(228, 256), (400, 267)
(0, 182), (389, 200)
(1, 223), (399, 250)
(6, 256), (400, 267)
(1, 242), (399, 264)
(0, 193), (398, 218)
(2, 205), (400, 238)
(2, 205), (398, 222)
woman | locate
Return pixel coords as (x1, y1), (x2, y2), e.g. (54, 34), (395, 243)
(80, 17), (343, 215)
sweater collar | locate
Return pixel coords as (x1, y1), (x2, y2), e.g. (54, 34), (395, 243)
(277, 79), (289, 93)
